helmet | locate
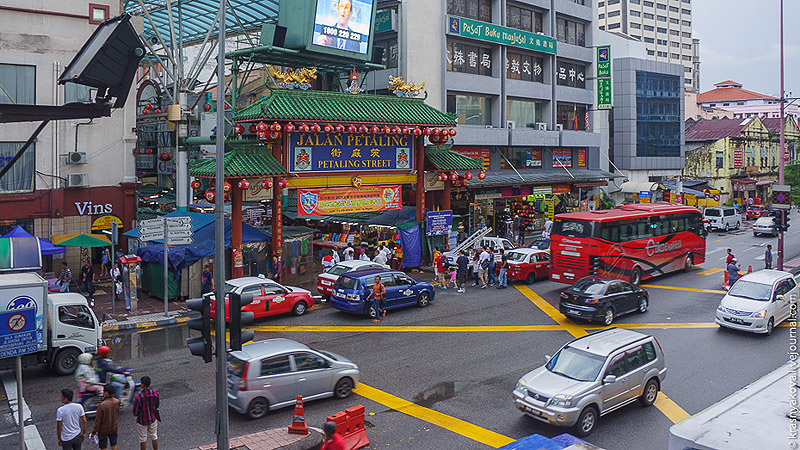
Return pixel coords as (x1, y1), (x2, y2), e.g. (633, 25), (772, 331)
(97, 346), (111, 358)
(322, 421), (337, 435)
(77, 353), (93, 365)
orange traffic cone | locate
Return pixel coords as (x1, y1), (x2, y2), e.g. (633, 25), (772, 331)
(723, 270), (729, 290)
(747, 265), (752, 273)
(288, 395), (309, 435)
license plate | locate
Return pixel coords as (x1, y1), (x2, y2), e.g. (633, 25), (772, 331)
(525, 406), (543, 417)
(728, 317), (746, 324)
(568, 309), (580, 315)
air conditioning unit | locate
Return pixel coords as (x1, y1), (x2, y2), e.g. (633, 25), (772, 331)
(555, 124), (564, 131)
(66, 173), (88, 188)
(67, 152), (87, 164)
(536, 122), (547, 131)
(506, 120), (516, 129)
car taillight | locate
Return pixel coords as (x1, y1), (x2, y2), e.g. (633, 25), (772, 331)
(654, 337), (664, 355)
(239, 362), (250, 391)
(560, 293), (568, 299)
(586, 298), (599, 303)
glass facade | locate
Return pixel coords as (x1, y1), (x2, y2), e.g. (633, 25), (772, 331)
(635, 71), (681, 157)
(507, 99), (545, 128)
(447, 94), (491, 126)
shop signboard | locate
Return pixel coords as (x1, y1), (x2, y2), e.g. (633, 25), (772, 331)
(452, 147), (490, 170)
(577, 149), (587, 167)
(446, 15), (557, 55)
(545, 198), (555, 220)
(290, 132), (412, 172)
(552, 185), (570, 194)
(91, 215), (122, 231)
(596, 46), (612, 110)
(526, 149), (542, 167)
(297, 185), (402, 216)
(242, 178), (273, 201)
(639, 190), (651, 203)
(374, 9), (394, 33)
(426, 210), (452, 236)
(424, 172), (444, 191)
(532, 186), (552, 195)
(474, 190), (501, 200)
(552, 149), (572, 168)
(734, 147), (743, 168)
(574, 181), (608, 188)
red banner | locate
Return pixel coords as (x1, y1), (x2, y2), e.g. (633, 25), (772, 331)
(733, 147), (743, 168)
(297, 185), (402, 216)
(577, 148), (586, 167)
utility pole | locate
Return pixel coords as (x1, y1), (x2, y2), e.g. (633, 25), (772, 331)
(214, 0), (229, 448)
(778, 0), (786, 270)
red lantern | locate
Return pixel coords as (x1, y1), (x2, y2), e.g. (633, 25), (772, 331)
(358, 125), (369, 134)
(323, 124), (334, 133)
(145, 103), (152, 110)
(370, 125), (380, 134)
(334, 124), (345, 133)
(224, 104), (229, 110)
(141, 109), (149, 115)
(450, 172), (459, 182)
(159, 152), (172, 161)
(277, 178), (288, 189)
(347, 125), (357, 134)
(191, 180), (202, 190)
(464, 172), (473, 181)
(449, 128), (457, 136)
(203, 103), (212, 111)
(438, 135), (449, 145)
(238, 179), (250, 190)
(145, 148), (153, 154)
(256, 122), (268, 132)
(270, 122), (281, 132)
(268, 131), (281, 141)
(234, 124), (244, 135)
(432, 128), (441, 136)
(310, 123), (321, 133)
(154, 108), (161, 114)
(248, 124), (257, 134)
(381, 125), (391, 134)
(204, 189), (215, 202)
(478, 171), (486, 180)
(392, 126), (402, 135)
(438, 173), (448, 182)
(257, 131), (269, 142)
(223, 182), (232, 193)
(423, 127), (432, 136)
(285, 122), (295, 133)
(261, 179), (273, 189)
(412, 127), (422, 137)
(209, 179), (215, 188)
(440, 128), (450, 137)
(428, 135), (439, 145)
(401, 127), (410, 135)
(298, 123), (310, 133)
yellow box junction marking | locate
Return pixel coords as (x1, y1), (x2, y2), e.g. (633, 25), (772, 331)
(514, 284), (587, 337)
(654, 393), (691, 424)
(640, 284), (726, 294)
(697, 267), (723, 276)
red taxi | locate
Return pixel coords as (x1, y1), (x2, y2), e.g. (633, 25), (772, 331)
(208, 276), (314, 321)
(745, 205), (768, 220)
(317, 260), (388, 298)
(502, 248), (551, 284)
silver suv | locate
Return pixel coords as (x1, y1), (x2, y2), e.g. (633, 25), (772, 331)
(513, 328), (666, 436)
(227, 338), (360, 419)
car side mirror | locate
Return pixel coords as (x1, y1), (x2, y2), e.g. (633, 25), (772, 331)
(776, 295), (785, 302)
(603, 375), (617, 384)
(544, 354), (551, 362)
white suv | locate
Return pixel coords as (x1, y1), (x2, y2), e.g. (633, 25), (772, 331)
(703, 206), (741, 232)
(715, 269), (797, 336)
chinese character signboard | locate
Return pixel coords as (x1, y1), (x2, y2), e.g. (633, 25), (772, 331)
(290, 132), (412, 172)
(577, 149), (587, 167)
(426, 210), (453, 236)
(733, 147), (743, 168)
(447, 15), (557, 54)
(297, 185), (402, 216)
(597, 79), (612, 110)
(553, 149), (573, 168)
(596, 46), (612, 110)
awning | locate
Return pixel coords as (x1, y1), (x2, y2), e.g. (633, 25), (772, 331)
(463, 169), (614, 189)
(1, 226), (65, 255)
(731, 178), (757, 187)
(425, 148), (484, 171)
(620, 181), (661, 194)
(51, 234), (112, 247)
(756, 179), (776, 186)
(189, 146), (287, 178)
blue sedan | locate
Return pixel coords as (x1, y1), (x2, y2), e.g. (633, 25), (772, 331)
(329, 268), (435, 319)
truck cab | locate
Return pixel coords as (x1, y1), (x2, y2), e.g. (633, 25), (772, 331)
(48, 293), (103, 374)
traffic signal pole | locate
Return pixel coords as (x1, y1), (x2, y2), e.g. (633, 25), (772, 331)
(778, 0), (785, 271)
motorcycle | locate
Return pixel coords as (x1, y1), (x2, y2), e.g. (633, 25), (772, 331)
(77, 369), (140, 418)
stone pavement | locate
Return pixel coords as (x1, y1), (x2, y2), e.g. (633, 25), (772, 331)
(194, 428), (323, 450)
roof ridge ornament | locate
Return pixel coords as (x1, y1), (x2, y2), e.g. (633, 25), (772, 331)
(267, 66), (317, 90)
(346, 68), (364, 94)
(388, 76), (425, 98)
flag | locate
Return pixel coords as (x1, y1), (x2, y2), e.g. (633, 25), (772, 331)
(585, 110), (589, 132)
(573, 105), (578, 131)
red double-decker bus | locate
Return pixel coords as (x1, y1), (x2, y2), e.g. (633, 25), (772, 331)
(549, 203), (707, 285)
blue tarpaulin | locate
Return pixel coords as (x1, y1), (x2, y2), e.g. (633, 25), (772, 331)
(1, 226), (65, 255)
(366, 206), (418, 226)
(136, 219), (270, 272)
(400, 224), (422, 269)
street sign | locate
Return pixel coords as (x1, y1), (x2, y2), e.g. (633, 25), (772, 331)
(166, 237), (194, 245)
(639, 191), (651, 199)
(166, 230), (194, 238)
(0, 308), (37, 359)
(139, 223), (192, 235)
(139, 217), (193, 228)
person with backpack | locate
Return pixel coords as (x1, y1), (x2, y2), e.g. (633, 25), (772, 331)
(478, 248), (491, 289)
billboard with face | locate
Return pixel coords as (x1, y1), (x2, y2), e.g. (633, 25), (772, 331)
(312, 0), (374, 54)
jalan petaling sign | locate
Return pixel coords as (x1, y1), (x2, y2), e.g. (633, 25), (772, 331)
(447, 16), (557, 55)
(289, 132), (412, 173)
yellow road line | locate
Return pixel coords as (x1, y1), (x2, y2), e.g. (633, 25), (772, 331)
(514, 285), (587, 337)
(354, 383), (514, 448)
(249, 324), (570, 333)
(585, 322), (718, 330)
(640, 284), (726, 294)
(654, 392), (691, 424)
(697, 267), (723, 276)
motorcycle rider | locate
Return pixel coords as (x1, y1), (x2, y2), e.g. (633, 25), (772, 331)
(75, 353), (104, 397)
(96, 346), (129, 402)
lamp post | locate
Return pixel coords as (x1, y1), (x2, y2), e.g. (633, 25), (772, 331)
(778, 0), (785, 270)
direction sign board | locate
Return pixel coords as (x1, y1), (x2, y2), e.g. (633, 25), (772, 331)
(166, 237), (194, 245)
(139, 217), (193, 228)
(139, 223), (192, 235)
(0, 307), (37, 359)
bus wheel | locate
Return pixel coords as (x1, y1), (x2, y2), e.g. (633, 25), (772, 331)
(683, 254), (693, 272)
(630, 267), (642, 286)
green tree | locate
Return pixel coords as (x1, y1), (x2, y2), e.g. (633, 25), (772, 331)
(783, 164), (800, 204)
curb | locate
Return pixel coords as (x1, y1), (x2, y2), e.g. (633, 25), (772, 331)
(102, 314), (190, 332)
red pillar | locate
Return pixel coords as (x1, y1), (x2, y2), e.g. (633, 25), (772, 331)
(415, 136), (425, 222)
(271, 141), (284, 261)
(232, 179), (243, 279)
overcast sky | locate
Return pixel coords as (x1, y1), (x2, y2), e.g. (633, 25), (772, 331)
(693, 0), (799, 96)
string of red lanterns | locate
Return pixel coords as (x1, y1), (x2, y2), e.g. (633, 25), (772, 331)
(233, 122), (456, 138)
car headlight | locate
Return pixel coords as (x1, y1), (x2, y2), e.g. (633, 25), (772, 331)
(549, 394), (573, 407)
(515, 379), (527, 392)
(717, 304), (726, 312)
(750, 309), (766, 318)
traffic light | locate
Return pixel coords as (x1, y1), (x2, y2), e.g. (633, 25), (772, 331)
(784, 211), (791, 232)
(229, 291), (255, 351)
(186, 297), (213, 363)
(771, 210), (782, 231)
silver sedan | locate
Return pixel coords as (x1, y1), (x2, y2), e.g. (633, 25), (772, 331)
(752, 217), (777, 237)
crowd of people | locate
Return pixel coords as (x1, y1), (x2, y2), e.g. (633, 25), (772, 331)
(321, 242), (403, 271)
(724, 244), (774, 289)
(430, 246), (509, 293)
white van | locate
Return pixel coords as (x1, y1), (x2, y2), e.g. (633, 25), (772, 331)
(703, 206), (741, 232)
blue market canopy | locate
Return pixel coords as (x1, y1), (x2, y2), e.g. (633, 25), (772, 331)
(1, 226), (65, 255)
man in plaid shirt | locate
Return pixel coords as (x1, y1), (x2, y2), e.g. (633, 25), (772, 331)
(132, 376), (159, 450)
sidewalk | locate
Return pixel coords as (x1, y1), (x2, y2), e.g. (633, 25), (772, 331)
(193, 428), (323, 450)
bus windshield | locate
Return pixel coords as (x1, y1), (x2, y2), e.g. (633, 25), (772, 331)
(553, 220), (594, 237)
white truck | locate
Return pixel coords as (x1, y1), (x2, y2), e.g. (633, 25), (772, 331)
(0, 272), (102, 375)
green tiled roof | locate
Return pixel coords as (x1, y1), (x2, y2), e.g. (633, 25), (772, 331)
(189, 145), (287, 178)
(425, 148), (484, 171)
(234, 89), (457, 126)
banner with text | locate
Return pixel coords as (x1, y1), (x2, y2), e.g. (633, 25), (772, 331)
(596, 46), (612, 110)
(426, 210), (453, 236)
(290, 132), (413, 172)
(297, 185), (402, 216)
(446, 15), (557, 55)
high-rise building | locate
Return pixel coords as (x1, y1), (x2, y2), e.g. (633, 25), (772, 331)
(596, 0), (699, 92)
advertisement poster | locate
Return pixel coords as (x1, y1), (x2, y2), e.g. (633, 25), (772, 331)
(734, 147), (743, 168)
(526, 149), (542, 167)
(298, 185), (402, 216)
(312, 0), (374, 54)
(290, 132), (412, 172)
(577, 149), (586, 167)
(552, 149), (573, 168)
(426, 210), (453, 236)
(453, 147), (490, 170)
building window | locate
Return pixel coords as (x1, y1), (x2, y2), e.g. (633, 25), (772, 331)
(0, 64), (36, 105)
(631, 10), (641, 16)
(0, 142), (35, 193)
(656, 3), (667, 9)
(88, 3), (109, 25)
(608, 0), (620, 4)
(644, 25), (654, 31)
(670, 53), (680, 59)
(556, 18), (586, 47)
(682, 55), (692, 60)
(567, 0), (586, 4)
(556, 103), (588, 131)
(684, 67), (692, 73)
(447, 93), (491, 126)
(631, 0), (640, 4)
(716, 152), (724, 169)
(631, 34), (641, 40)
(608, 23), (621, 29)
(631, 22), (641, 29)
(682, 31), (691, 37)
(670, 29), (680, 36)
(647, 49), (655, 55)
(447, 39), (492, 76)
(670, 18), (679, 24)
(657, 26), (667, 33)
(669, 6), (679, 12)
(507, 52), (544, 82)
(598, 1), (605, 6)
(507, 5), (543, 33)
(375, 37), (399, 69)
(608, 10), (620, 17)
(682, 8), (691, 14)
(447, 0), (492, 21)
(599, 25), (605, 30)
(657, 39), (667, 45)
(671, 41), (680, 47)
(657, 16), (667, 23)
(682, 43), (692, 49)
(644, 37), (655, 43)
(644, 13), (654, 19)
(500, 148), (543, 169)
(599, 13), (605, 19)
(507, 99), (545, 128)
(682, 20), (691, 26)
(657, 51), (667, 57)
(556, 60), (586, 88)
(635, 71), (681, 157)
(644, 1), (654, 6)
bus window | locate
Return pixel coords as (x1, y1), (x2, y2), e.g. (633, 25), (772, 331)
(634, 221), (651, 240)
(600, 224), (619, 242)
(553, 220), (594, 237)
